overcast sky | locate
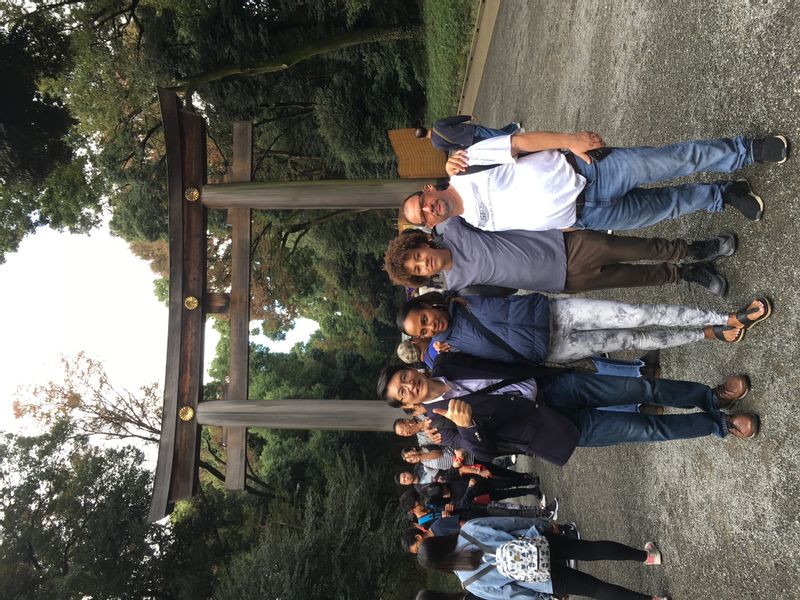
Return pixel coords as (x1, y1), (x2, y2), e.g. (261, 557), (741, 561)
(0, 221), (317, 436)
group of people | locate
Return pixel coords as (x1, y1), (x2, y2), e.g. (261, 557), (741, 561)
(379, 115), (788, 600)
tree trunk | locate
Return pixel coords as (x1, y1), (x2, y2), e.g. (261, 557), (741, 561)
(169, 24), (421, 93)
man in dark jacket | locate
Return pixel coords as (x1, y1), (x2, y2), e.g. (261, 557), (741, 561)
(377, 361), (759, 466)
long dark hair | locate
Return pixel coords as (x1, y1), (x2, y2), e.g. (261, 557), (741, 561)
(415, 592), (470, 600)
(396, 291), (450, 332)
(417, 534), (483, 572)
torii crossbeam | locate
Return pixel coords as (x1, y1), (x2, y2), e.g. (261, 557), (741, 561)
(148, 89), (426, 522)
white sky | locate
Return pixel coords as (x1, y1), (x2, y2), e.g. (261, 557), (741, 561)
(0, 222), (318, 436)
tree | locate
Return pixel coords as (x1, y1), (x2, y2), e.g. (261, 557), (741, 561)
(12, 352), (274, 497)
(212, 452), (406, 600)
(169, 24), (421, 95)
(13, 351), (162, 444)
(0, 419), (264, 600)
(0, 12), (103, 262)
(0, 420), (167, 599)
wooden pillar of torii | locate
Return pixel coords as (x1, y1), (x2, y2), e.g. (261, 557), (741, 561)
(148, 89), (419, 522)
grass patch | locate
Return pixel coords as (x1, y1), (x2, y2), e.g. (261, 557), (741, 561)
(422, 0), (481, 123)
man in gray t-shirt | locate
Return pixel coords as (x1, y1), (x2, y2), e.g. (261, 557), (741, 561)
(384, 216), (737, 296)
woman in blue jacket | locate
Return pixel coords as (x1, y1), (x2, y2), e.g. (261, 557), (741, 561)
(397, 291), (770, 364)
(417, 516), (668, 600)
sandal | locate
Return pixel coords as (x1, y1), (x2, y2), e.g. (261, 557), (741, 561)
(732, 296), (773, 329)
(710, 325), (746, 343)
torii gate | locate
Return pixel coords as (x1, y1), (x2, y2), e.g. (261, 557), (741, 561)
(147, 89), (439, 522)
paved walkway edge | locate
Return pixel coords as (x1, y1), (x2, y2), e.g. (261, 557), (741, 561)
(457, 0), (502, 115)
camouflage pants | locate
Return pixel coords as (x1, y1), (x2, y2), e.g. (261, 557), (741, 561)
(546, 298), (728, 362)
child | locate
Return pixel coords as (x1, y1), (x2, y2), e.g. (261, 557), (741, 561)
(415, 115), (520, 151)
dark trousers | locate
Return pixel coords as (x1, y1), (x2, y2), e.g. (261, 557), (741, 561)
(564, 229), (687, 291)
(481, 463), (535, 485)
(544, 532), (651, 600)
(484, 486), (540, 501)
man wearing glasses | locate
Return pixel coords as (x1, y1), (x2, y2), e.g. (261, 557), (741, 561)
(399, 131), (787, 233)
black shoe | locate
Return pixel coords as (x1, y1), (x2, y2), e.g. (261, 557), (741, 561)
(686, 232), (737, 262)
(723, 179), (763, 221)
(560, 521), (581, 539)
(753, 135), (789, 164)
(544, 497), (559, 521)
(522, 473), (541, 487)
(680, 262), (728, 296)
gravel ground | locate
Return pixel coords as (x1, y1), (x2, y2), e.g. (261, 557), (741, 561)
(474, 1), (800, 598)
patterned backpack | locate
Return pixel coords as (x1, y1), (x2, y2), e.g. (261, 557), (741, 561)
(495, 536), (551, 582)
(460, 531), (551, 587)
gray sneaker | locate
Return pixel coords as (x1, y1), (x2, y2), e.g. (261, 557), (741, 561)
(680, 261), (728, 296)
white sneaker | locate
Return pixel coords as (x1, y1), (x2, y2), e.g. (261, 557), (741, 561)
(644, 542), (662, 565)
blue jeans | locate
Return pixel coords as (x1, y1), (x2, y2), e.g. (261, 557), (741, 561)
(473, 123), (520, 144)
(573, 136), (753, 230)
(538, 373), (728, 446)
(592, 356), (642, 413)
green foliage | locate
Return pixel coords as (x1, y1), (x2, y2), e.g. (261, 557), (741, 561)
(213, 452), (407, 600)
(0, 419), (264, 600)
(422, 0), (480, 122)
(0, 420), (161, 599)
(0, 11), (103, 262)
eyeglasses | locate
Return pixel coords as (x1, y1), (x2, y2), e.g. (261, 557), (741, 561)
(415, 192), (435, 227)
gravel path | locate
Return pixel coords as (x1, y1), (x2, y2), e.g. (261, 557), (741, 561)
(475, 1), (800, 598)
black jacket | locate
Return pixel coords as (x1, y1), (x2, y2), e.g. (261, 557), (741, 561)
(424, 361), (581, 466)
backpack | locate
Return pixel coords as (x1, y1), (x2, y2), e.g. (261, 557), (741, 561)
(460, 531), (551, 587)
(495, 536), (551, 582)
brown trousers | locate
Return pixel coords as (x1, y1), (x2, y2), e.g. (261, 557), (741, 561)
(563, 230), (687, 292)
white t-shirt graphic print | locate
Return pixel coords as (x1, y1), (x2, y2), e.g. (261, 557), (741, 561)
(449, 135), (585, 231)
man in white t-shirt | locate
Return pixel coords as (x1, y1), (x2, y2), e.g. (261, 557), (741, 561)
(399, 131), (788, 232)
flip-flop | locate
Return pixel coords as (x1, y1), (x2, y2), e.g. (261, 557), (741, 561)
(733, 296), (773, 329)
(711, 325), (745, 343)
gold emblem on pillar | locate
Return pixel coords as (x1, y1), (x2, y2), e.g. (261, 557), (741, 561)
(178, 406), (195, 422)
(184, 296), (199, 310)
(184, 187), (200, 201)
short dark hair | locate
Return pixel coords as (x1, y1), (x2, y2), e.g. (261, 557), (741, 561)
(420, 483), (448, 505)
(414, 127), (428, 138)
(384, 229), (437, 288)
(377, 364), (408, 405)
(401, 526), (424, 553)
(393, 417), (413, 435)
(396, 291), (449, 333)
(400, 446), (420, 461)
(399, 488), (421, 512)
(399, 191), (423, 226)
(394, 470), (415, 485)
